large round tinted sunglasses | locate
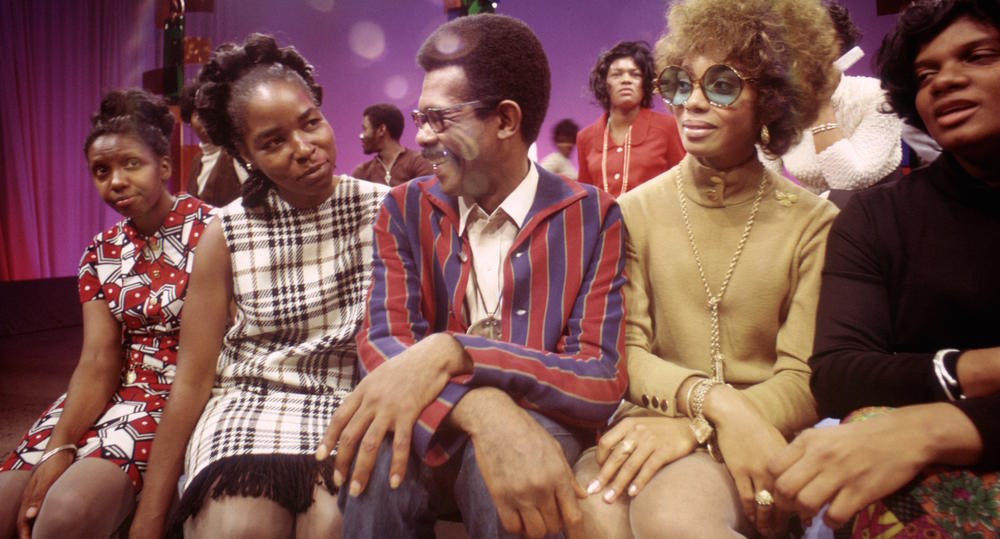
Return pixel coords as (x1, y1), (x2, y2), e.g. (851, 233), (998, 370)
(657, 64), (755, 108)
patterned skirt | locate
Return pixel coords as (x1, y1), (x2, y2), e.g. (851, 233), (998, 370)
(836, 407), (1000, 538)
(0, 372), (169, 492)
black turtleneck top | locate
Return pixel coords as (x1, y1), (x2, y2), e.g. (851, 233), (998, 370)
(810, 152), (1000, 469)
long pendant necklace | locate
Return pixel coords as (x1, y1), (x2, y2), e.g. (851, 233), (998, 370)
(601, 120), (632, 197)
(375, 152), (398, 185)
(675, 167), (768, 381)
(466, 258), (502, 339)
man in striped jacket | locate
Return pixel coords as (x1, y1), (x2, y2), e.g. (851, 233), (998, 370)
(320, 14), (627, 538)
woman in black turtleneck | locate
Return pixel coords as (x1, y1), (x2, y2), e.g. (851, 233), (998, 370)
(769, 1), (1000, 537)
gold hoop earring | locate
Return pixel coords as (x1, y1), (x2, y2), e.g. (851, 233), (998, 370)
(760, 124), (771, 146)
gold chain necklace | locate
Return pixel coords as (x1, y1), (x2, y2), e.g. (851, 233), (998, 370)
(375, 151), (399, 185)
(674, 167), (768, 381)
(601, 120), (632, 197)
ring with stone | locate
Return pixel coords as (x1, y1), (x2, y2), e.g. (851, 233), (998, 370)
(754, 489), (774, 507)
(617, 439), (637, 455)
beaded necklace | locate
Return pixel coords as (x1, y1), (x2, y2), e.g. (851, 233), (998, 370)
(601, 121), (632, 197)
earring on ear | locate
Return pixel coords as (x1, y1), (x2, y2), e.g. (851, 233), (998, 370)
(760, 124), (771, 146)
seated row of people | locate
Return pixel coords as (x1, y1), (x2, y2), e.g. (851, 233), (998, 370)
(0, 0), (996, 537)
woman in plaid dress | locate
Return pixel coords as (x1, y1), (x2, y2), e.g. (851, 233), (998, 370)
(0, 90), (213, 538)
(131, 34), (388, 539)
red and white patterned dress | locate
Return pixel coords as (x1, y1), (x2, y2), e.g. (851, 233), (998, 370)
(0, 194), (213, 491)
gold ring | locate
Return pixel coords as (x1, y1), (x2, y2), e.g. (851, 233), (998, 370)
(618, 439), (636, 455)
(754, 489), (774, 507)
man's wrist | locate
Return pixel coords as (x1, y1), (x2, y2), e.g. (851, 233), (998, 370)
(425, 333), (472, 377)
(448, 387), (512, 436)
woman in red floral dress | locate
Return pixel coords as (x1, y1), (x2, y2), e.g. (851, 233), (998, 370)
(0, 89), (213, 538)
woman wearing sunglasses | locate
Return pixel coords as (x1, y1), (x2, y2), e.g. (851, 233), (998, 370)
(576, 41), (685, 197)
(573, 0), (839, 536)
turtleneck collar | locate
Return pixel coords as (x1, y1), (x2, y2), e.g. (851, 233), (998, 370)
(927, 152), (1000, 212)
(678, 154), (770, 208)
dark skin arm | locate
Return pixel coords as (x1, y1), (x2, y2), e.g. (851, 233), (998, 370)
(17, 299), (122, 539)
(316, 333), (471, 495)
(448, 387), (586, 539)
(769, 402), (983, 528)
(129, 219), (231, 539)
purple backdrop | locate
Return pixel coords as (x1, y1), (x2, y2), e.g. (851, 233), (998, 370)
(0, 0), (901, 280)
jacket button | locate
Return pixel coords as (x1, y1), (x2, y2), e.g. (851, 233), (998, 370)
(641, 394), (649, 406)
(459, 252), (468, 263)
(515, 309), (527, 316)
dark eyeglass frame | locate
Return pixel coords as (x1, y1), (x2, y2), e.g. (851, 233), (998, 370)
(657, 64), (755, 108)
(411, 100), (489, 133)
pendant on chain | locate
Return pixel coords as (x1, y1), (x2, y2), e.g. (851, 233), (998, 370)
(467, 316), (501, 339)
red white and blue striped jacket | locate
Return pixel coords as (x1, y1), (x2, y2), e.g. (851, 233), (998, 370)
(358, 166), (628, 465)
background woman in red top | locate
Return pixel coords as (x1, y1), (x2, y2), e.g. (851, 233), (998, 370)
(577, 41), (685, 197)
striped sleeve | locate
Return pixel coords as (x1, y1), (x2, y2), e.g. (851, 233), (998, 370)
(356, 185), (474, 465)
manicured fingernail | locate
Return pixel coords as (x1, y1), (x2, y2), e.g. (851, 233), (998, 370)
(586, 479), (601, 495)
(628, 484), (638, 497)
(390, 473), (402, 489)
(333, 469), (344, 487)
(315, 444), (328, 461)
(349, 480), (361, 497)
(603, 488), (616, 503)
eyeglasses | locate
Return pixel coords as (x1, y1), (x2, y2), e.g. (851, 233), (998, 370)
(411, 100), (487, 133)
(657, 64), (754, 108)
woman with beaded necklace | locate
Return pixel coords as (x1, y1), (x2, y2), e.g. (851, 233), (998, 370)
(577, 41), (685, 197)
(573, 0), (839, 536)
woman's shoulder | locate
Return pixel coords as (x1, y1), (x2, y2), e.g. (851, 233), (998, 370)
(768, 173), (840, 222)
(337, 175), (390, 207)
(577, 116), (606, 140)
(617, 169), (676, 222)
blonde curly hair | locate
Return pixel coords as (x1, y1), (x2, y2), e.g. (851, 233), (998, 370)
(655, 0), (838, 156)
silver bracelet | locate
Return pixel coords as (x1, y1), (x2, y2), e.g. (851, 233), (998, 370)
(811, 122), (839, 135)
(36, 443), (77, 466)
(933, 348), (963, 401)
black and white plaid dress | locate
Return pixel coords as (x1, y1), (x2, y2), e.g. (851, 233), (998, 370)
(179, 177), (388, 514)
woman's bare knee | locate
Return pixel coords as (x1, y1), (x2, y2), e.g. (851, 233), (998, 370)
(295, 485), (341, 539)
(184, 495), (293, 539)
(32, 459), (135, 539)
(574, 449), (632, 539)
(0, 470), (31, 537)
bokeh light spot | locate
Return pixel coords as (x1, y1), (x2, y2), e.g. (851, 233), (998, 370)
(435, 30), (461, 56)
(384, 76), (408, 100)
(306, 0), (335, 12)
(348, 21), (386, 61)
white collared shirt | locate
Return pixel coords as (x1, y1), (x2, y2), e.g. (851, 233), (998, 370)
(458, 161), (539, 326)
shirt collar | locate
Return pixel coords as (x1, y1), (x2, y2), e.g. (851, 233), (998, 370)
(458, 160), (539, 235)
